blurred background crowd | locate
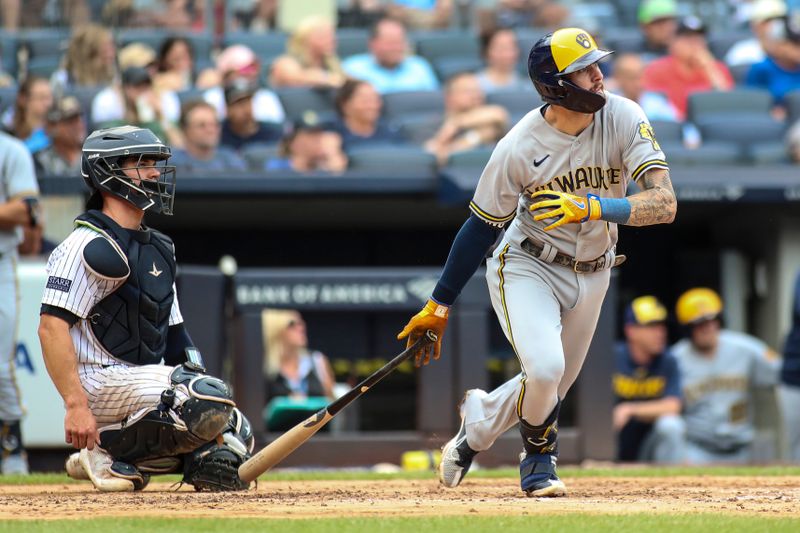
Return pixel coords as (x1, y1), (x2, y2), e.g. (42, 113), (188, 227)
(3, 0), (800, 177)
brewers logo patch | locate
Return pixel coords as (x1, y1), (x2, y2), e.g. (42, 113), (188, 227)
(576, 33), (592, 49)
(638, 121), (661, 151)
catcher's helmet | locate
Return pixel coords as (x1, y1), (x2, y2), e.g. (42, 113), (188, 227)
(676, 288), (723, 326)
(528, 27), (613, 113)
(81, 125), (176, 215)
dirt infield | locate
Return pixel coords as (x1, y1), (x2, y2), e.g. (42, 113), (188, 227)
(1, 476), (798, 520)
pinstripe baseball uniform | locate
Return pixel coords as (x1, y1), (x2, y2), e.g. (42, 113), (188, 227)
(0, 133), (38, 428)
(462, 92), (668, 450)
(40, 224), (186, 426)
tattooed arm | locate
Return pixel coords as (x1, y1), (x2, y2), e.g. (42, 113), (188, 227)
(626, 168), (677, 226)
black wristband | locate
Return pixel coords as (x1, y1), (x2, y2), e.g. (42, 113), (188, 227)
(23, 197), (39, 228)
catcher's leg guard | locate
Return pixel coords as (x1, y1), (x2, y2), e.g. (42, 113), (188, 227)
(99, 365), (235, 464)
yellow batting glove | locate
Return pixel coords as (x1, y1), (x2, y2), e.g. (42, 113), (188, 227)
(397, 299), (449, 367)
(529, 190), (602, 231)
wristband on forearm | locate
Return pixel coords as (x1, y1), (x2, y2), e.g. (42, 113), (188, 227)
(589, 194), (631, 225)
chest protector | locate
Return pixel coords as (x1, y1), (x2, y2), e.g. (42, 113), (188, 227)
(77, 210), (176, 366)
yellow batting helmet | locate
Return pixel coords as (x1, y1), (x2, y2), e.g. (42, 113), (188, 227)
(675, 288), (723, 325)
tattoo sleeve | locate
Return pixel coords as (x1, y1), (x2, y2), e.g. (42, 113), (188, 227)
(626, 168), (677, 226)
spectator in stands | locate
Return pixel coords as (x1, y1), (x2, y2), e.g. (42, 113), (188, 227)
(203, 44), (285, 124)
(482, 0), (567, 31)
(745, 20), (800, 114)
(270, 16), (346, 89)
(104, 0), (203, 31)
(266, 111), (348, 173)
(94, 67), (183, 147)
(643, 17), (734, 120)
(610, 53), (679, 121)
(231, 0), (278, 32)
(424, 72), (508, 165)
(476, 28), (532, 94)
(170, 100), (246, 173)
(4, 76), (53, 154)
(333, 79), (404, 148)
(262, 309), (335, 405)
(154, 36), (209, 92)
(726, 0), (788, 68)
(52, 24), (117, 91)
(637, 0), (679, 62)
(220, 79), (283, 152)
(613, 296), (683, 463)
(342, 17), (440, 93)
(34, 95), (85, 176)
(672, 288), (781, 464)
(385, 0), (453, 30)
(780, 270), (800, 461)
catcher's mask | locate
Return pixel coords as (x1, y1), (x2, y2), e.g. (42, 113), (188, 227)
(676, 287), (724, 326)
(528, 27), (613, 114)
(81, 125), (176, 215)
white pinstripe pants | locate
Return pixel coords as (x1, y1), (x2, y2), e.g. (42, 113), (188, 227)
(0, 253), (23, 420)
(462, 238), (610, 451)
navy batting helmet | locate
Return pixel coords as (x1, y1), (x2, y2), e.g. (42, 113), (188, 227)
(81, 125), (176, 215)
(527, 28), (613, 114)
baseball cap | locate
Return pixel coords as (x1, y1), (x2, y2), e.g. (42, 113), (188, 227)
(291, 110), (332, 133)
(216, 45), (258, 75)
(676, 16), (707, 35)
(624, 296), (668, 326)
(224, 78), (257, 105)
(118, 42), (157, 71)
(750, 0), (787, 23)
(638, 0), (678, 25)
(121, 66), (152, 86)
(46, 95), (83, 122)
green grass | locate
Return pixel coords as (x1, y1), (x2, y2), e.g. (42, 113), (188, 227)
(2, 465), (800, 485)
(1, 515), (799, 533)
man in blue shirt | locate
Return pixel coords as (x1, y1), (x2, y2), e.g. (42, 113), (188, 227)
(342, 18), (440, 94)
(614, 295), (684, 463)
(170, 100), (247, 174)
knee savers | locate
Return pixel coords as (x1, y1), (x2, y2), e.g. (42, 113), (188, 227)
(99, 365), (235, 464)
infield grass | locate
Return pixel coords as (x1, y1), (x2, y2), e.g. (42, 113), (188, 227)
(2, 464), (800, 484)
(1, 515), (799, 533)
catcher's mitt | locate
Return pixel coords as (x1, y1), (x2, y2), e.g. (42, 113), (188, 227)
(183, 433), (251, 492)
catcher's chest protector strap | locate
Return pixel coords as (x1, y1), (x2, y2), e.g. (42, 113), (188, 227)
(77, 210), (177, 366)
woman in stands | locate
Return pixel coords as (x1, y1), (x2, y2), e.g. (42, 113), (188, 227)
(5, 76), (53, 154)
(475, 27), (531, 94)
(262, 309), (335, 404)
(52, 24), (117, 91)
(333, 79), (404, 148)
(269, 16), (346, 89)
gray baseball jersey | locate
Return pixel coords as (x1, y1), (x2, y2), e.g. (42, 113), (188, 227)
(672, 330), (780, 451)
(460, 95), (670, 451)
(469, 92), (668, 260)
(41, 225), (184, 402)
(0, 133), (38, 422)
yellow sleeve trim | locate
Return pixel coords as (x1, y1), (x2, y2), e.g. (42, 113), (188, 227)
(469, 201), (515, 224)
(631, 159), (669, 182)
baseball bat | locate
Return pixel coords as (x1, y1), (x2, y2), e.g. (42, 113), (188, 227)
(238, 329), (438, 483)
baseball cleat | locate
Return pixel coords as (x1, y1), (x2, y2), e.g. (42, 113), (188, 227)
(65, 452), (89, 480)
(519, 452), (567, 497)
(79, 447), (135, 492)
(438, 398), (478, 488)
(1, 453), (29, 475)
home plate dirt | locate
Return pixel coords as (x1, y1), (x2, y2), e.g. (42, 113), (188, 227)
(1, 477), (798, 520)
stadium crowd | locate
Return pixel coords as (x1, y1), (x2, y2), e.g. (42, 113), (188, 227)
(0, 0), (798, 178)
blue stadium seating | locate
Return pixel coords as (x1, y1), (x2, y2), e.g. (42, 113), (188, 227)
(275, 87), (336, 121)
(413, 31), (480, 65)
(347, 146), (437, 177)
(336, 28), (369, 59)
(382, 90), (444, 120)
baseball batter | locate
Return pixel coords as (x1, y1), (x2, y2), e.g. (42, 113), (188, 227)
(0, 131), (39, 475)
(672, 288), (780, 464)
(398, 28), (677, 496)
(38, 126), (253, 492)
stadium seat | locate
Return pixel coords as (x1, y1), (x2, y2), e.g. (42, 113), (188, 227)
(66, 86), (104, 119)
(392, 114), (442, 145)
(514, 28), (549, 54)
(433, 57), (484, 82)
(0, 86), (16, 113)
(382, 90), (444, 120)
(696, 115), (785, 147)
(729, 63), (751, 85)
(486, 91), (542, 119)
(708, 31), (751, 61)
(446, 147), (493, 169)
(784, 89), (800, 125)
(413, 31), (480, 65)
(116, 30), (214, 62)
(176, 88), (207, 107)
(223, 32), (288, 59)
(242, 143), (280, 170)
(25, 56), (61, 79)
(275, 87), (336, 121)
(649, 120), (684, 144)
(749, 142), (789, 164)
(661, 142), (744, 165)
(336, 28), (369, 59)
(0, 32), (19, 79)
(22, 29), (69, 60)
(347, 146), (438, 176)
(687, 89), (773, 121)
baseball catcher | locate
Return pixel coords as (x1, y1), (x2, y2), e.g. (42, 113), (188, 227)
(38, 126), (253, 492)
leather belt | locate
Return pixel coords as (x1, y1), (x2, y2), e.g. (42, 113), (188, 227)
(520, 238), (626, 273)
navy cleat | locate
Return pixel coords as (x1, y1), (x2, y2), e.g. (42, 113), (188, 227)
(519, 452), (566, 497)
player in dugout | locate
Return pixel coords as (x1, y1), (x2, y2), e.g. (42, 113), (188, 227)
(37, 125), (253, 491)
